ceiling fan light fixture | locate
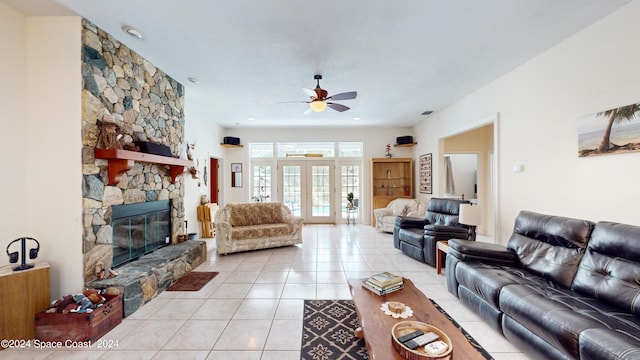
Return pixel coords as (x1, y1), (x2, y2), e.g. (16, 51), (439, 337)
(309, 100), (327, 112)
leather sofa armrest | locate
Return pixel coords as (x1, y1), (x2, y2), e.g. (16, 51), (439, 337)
(395, 216), (427, 229)
(448, 239), (518, 265)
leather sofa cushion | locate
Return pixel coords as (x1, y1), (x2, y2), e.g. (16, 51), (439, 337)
(228, 202), (284, 227)
(573, 221), (640, 316)
(499, 284), (603, 359)
(423, 198), (468, 226)
(507, 210), (595, 288)
(397, 228), (424, 248)
(455, 262), (537, 308)
(579, 328), (640, 360)
(231, 223), (293, 240)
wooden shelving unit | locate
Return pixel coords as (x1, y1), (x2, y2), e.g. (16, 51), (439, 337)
(220, 143), (244, 148)
(1, 262), (50, 345)
(95, 148), (193, 185)
(371, 158), (413, 227)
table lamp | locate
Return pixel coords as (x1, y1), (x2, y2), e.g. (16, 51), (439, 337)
(459, 204), (482, 241)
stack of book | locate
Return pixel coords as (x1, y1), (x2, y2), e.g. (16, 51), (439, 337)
(363, 272), (404, 296)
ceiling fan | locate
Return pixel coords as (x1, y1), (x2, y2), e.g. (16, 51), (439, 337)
(284, 75), (357, 114)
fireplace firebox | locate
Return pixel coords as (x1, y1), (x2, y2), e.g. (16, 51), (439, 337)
(111, 200), (171, 268)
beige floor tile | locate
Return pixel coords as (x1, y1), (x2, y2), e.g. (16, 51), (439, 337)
(281, 283), (316, 299)
(98, 350), (157, 359)
(264, 319), (303, 350)
(255, 271), (289, 283)
(162, 319), (228, 350)
(190, 298), (242, 320)
(205, 351), (261, 360)
(209, 283), (253, 299)
(115, 319), (185, 350)
(233, 298), (279, 319)
(152, 350), (210, 360)
(212, 320), (271, 350)
(274, 299), (304, 319)
(245, 283), (285, 298)
(146, 299), (205, 320)
(260, 350), (301, 360)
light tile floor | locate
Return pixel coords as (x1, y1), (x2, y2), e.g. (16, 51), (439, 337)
(2, 225), (531, 360)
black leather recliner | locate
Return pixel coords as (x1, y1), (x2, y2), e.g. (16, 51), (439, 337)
(393, 198), (470, 266)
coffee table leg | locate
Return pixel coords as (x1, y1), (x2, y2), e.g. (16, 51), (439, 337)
(354, 326), (364, 339)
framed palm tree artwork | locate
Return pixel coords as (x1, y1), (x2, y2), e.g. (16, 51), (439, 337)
(578, 102), (640, 157)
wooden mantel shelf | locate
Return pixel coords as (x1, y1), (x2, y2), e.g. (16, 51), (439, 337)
(95, 148), (194, 185)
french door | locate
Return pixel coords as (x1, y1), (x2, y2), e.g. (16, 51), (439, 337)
(278, 160), (335, 223)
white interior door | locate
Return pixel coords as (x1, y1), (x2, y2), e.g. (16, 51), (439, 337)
(278, 160), (335, 223)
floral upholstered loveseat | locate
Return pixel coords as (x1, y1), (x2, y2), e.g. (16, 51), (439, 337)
(214, 202), (303, 255)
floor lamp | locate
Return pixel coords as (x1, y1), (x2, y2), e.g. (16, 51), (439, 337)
(459, 204), (482, 241)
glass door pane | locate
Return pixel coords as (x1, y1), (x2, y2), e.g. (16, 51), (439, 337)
(281, 164), (302, 216)
(307, 161), (334, 223)
(278, 160), (334, 223)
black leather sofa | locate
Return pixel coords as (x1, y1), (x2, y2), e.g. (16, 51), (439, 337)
(446, 210), (640, 360)
(393, 198), (470, 267)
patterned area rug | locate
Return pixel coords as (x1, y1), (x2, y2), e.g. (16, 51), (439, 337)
(301, 299), (493, 360)
(166, 271), (218, 291)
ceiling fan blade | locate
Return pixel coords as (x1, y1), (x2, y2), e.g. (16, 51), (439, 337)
(302, 87), (317, 98)
(277, 100), (310, 104)
(302, 108), (313, 115)
(328, 91), (357, 101)
(327, 103), (350, 112)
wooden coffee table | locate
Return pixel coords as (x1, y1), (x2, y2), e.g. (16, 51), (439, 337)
(348, 278), (488, 360)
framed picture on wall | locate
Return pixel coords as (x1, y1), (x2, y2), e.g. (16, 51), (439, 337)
(231, 163), (242, 187)
(419, 153), (432, 194)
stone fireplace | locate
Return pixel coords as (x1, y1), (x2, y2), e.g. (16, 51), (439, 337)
(80, 20), (205, 316)
(111, 200), (171, 268)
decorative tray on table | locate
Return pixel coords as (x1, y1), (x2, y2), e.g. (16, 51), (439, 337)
(391, 321), (453, 360)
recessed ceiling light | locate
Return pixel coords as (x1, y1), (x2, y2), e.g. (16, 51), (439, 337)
(421, 110), (433, 116)
(353, 117), (361, 121)
(248, 117), (256, 121)
(122, 25), (144, 39)
(187, 77), (199, 84)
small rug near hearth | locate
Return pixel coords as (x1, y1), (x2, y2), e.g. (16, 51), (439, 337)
(166, 271), (218, 291)
(301, 299), (494, 360)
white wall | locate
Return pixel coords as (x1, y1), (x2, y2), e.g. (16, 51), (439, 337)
(0, 6), (82, 298)
(26, 16), (83, 298)
(413, 0), (640, 244)
(0, 2), (28, 268)
(182, 93), (225, 236)
(221, 127), (415, 224)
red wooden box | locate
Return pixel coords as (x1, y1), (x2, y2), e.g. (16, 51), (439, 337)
(35, 294), (122, 342)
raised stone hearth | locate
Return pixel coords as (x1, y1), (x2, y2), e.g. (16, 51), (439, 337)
(88, 241), (206, 317)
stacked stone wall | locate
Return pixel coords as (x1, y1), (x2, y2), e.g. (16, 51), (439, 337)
(80, 19), (187, 284)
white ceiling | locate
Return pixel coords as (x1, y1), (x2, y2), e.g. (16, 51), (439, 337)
(2, 0), (632, 128)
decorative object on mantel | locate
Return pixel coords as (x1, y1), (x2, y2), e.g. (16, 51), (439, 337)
(6, 237), (40, 271)
(386, 143), (393, 157)
(578, 102), (640, 157)
(98, 115), (123, 150)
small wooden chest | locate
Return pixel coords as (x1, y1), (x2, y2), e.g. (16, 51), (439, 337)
(35, 294), (122, 342)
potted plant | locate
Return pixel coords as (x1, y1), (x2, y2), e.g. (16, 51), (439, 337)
(346, 192), (354, 208)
